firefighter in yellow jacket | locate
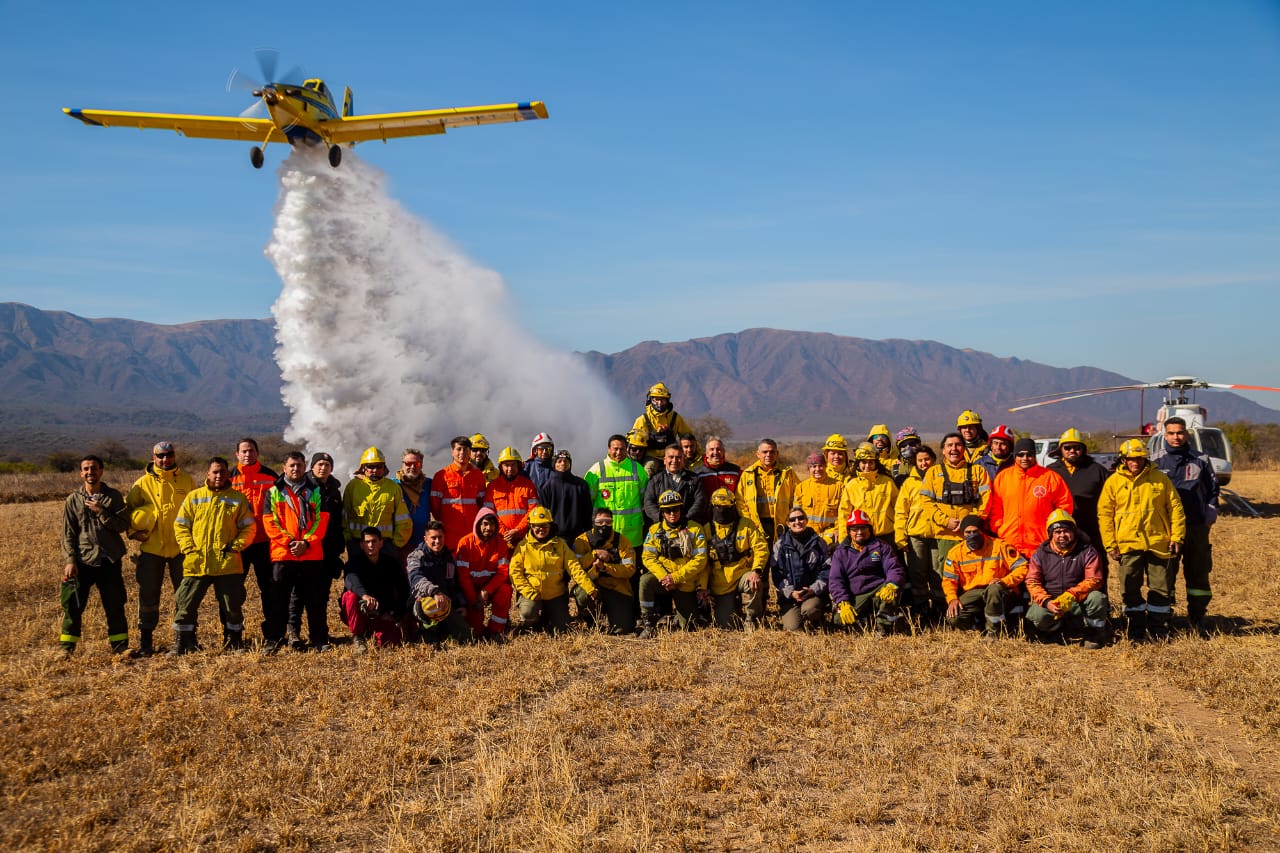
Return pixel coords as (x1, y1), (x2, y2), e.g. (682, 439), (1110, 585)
(893, 445), (943, 619)
(1098, 439), (1186, 641)
(342, 447), (413, 555)
(510, 506), (587, 634)
(126, 440), (196, 655)
(705, 489), (769, 630)
(631, 382), (694, 470)
(918, 433), (991, 577)
(571, 506), (638, 635)
(793, 452), (843, 546)
(736, 439), (799, 548)
(639, 490), (709, 637)
(837, 443), (900, 543)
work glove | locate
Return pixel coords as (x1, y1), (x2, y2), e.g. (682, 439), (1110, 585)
(1051, 592), (1076, 617)
(876, 583), (898, 604)
(838, 602), (856, 627)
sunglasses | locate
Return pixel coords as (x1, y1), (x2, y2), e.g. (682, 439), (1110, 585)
(155, 452), (174, 459)
(1015, 451), (1035, 458)
(787, 516), (807, 523)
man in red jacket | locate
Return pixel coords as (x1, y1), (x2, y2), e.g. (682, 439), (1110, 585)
(988, 438), (1074, 559)
(230, 437), (278, 640)
(430, 436), (488, 551)
(454, 507), (512, 639)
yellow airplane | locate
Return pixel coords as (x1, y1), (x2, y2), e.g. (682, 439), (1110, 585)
(63, 65), (548, 169)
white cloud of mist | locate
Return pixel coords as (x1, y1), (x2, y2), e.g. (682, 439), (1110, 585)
(265, 147), (627, 475)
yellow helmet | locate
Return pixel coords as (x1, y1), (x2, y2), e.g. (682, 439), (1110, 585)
(413, 595), (452, 628)
(647, 382), (671, 400)
(710, 488), (735, 507)
(359, 446), (386, 467)
(868, 424), (890, 440)
(956, 410), (983, 428)
(527, 506), (554, 526)
(1119, 439), (1148, 459)
(853, 442), (877, 462)
(822, 434), (848, 453)
(1045, 509), (1077, 535)
(497, 446), (522, 465)
(1058, 428), (1086, 448)
(470, 433), (490, 451)
(657, 489), (684, 510)
(626, 429), (649, 448)
(129, 507), (156, 533)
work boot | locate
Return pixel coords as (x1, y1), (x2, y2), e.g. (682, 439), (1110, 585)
(109, 639), (129, 655)
(1148, 621), (1171, 642)
(286, 626), (305, 651)
(135, 629), (154, 657)
(637, 610), (659, 640)
(352, 635), (369, 654)
(168, 629), (194, 656)
(1083, 627), (1106, 650)
(60, 642), (76, 658)
(1187, 611), (1211, 639)
(1125, 612), (1147, 643)
(223, 630), (245, 652)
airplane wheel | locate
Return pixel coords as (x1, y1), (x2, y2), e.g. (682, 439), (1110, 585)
(250, 147), (264, 169)
(328, 145), (342, 168)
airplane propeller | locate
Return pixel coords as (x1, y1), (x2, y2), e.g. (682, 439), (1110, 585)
(226, 49), (305, 131)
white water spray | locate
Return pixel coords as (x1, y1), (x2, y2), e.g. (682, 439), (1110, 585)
(265, 147), (626, 474)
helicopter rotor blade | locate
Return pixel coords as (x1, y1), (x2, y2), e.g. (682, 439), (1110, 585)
(1203, 382), (1280, 393)
(1008, 387), (1148, 413)
(1011, 383), (1154, 405)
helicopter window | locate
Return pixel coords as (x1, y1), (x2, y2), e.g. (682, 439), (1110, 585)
(1197, 430), (1227, 459)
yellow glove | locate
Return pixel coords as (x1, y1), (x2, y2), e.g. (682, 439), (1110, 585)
(1051, 592), (1076, 617)
(838, 602), (856, 626)
(876, 583), (898, 604)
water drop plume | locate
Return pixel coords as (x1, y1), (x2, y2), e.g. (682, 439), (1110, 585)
(265, 147), (627, 474)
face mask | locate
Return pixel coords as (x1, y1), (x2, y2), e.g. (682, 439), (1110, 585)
(588, 524), (612, 548)
(711, 507), (737, 525)
(964, 531), (985, 551)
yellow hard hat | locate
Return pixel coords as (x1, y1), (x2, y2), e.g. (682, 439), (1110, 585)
(527, 506), (554, 526)
(657, 489), (684, 509)
(1058, 428), (1086, 448)
(853, 442), (877, 462)
(360, 446), (386, 467)
(647, 382), (671, 399)
(868, 424), (890, 440)
(497, 446), (521, 465)
(129, 507), (156, 533)
(470, 434), (490, 451)
(710, 488), (735, 507)
(957, 410), (983, 428)
(822, 434), (849, 453)
(626, 429), (649, 448)
(414, 596), (452, 628)
(1045, 509), (1077, 535)
(1119, 439), (1148, 459)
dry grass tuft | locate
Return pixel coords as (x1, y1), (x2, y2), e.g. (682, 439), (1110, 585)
(2, 474), (1280, 850)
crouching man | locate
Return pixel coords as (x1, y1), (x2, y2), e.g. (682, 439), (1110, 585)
(704, 489), (768, 631)
(341, 527), (412, 651)
(572, 507), (638, 635)
(942, 514), (1027, 641)
(171, 457), (255, 653)
(1026, 510), (1108, 649)
(406, 521), (473, 645)
(829, 510), (906, 636)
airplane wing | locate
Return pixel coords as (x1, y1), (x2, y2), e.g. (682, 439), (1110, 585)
(62, 108), (289, 143)
(321, 101), (548, 144)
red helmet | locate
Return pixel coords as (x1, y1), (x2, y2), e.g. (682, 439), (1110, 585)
(988, 424), (1015, 443)
(845, 509), (873, 528)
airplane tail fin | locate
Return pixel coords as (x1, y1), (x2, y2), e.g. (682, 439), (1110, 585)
(342, 87), (354, 117)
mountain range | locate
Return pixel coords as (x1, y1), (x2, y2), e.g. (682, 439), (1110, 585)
(3, 301), (1277, 457)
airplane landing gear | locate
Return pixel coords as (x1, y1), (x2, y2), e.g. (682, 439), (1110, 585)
(250, 146), (264, 169)
(328, 144), (342, 168)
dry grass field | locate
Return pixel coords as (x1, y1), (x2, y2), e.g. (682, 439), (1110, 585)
(3, 471), (1279, 851)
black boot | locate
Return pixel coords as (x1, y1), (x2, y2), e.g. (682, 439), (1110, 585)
(168, 629), (197, 656)
(223, 629), (245, 652)
(637, 609), (659, 639)
(1083, 626), (1107, 650)
(1125, 611), (1147, 643)
(135, 629), (154, 657)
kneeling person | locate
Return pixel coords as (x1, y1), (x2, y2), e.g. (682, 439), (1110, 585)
(638, 490), (710, 638)
(704, 489), (768, 630)
(341, 527), (412, 650)
(510, 506), (583, 634)
(406, 521), (473, 644)
(829, 510), (906, 636)
(942, 515), (1027, 639)
(171, 458), (255, 653)
(572, 507), (639, 634)
(771, 508), (832, 632)
(1026, 510), (1108, 649)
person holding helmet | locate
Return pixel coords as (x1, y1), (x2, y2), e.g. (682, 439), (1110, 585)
(571, 506), (638, 635)
(455, 508), (513, 639)
(821, 433), (853, 482)
(867, 425), (894, 467)
(918, 433), (992, 580)
(770, 507), (831, 632)
(737, 438), (799, 549)
(406, 520), (473, 644)
(583, 434), (650, 549)
(696, 435), (742, 505)
(429, 436), (488, 551)
(890, 428), (922, 486)
(829, 510), (906, 636)
(705, 488), (769, 631)
(1046, 428), (1110, 571)
(1098, 439), (1186, 641)
(126, 440), (195, 655)
(955, 410), (989, 463)
(525, 433), (556, 491)
(469, 434), (499, 483)
(510, 506), (584, 634)
(631, 382), (694, 475)
(837, 442), (900, 545)
(793, 451), (843, 546)
(941, 515), (1027, 640)
(976, 424), (1016, 482)
(485, 446), (540, 548)
(1025, 510), (1108, 648)
(343, 446), (413, 558)
(894, 445), (943, 621)
(638, 489), (710, 638)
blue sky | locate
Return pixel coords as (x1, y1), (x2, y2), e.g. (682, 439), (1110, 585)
(4, 2), (1280, 407)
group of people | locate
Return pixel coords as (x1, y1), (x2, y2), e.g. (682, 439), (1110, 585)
(57, 382), (1220, 656)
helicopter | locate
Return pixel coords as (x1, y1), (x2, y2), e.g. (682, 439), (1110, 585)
(1009, 376), (1280, 488)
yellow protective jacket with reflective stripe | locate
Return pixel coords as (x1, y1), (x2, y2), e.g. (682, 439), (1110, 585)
(793, 473), (844, 544)
(173, 485), (255, 577)
(572, 531), (637, 597)
(641, 520), (709, 592)
(736, 463), (799, 540)
(705, 518), (769, 595)
(127, 464), (196, 558)
(893, 467), (933, 547)
(1097, 464), (1186, 559)
(342, 476), (413, 548)
(632, 406), (694, 462)
(510, 535), (584, 601)
(837, 471), (900, 540)
(918, 461), (991, 540)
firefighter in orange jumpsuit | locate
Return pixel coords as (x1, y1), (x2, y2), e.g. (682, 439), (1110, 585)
(429, 436), (488, 551)
(454, 507), (512, 638)
(484, 446), (540, 549)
